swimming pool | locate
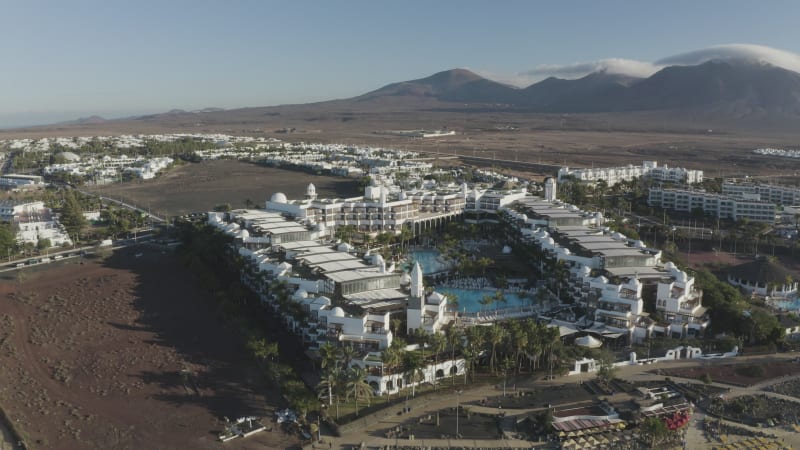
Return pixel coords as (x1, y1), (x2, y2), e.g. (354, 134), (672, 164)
(437, 288), (534, 313)
(773, 297), (800, 312)
(406, 249), (452, 275)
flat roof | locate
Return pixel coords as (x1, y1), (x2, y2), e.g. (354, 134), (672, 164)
(580, 242), (632, 251)
(296, 252), (359, 265)
(276, 240), (322, 250)
(598, 248), (650, 257)
(314, 260), (370, 273)
(344, 288), (408, 304)
(326, 268), (399, 283)
(604, 266), (665, 278)
(569, 236), (620, 243)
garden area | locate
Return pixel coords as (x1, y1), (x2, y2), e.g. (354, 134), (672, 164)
(657, 361), (799, 387)
(706, 395), (800, 427)
(765, 377), (800, 400)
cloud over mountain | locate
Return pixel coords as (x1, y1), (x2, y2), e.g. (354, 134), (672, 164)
(514, 44), (800, 84)
(657, 44), (800, 73)
(522, 58), (660, 80)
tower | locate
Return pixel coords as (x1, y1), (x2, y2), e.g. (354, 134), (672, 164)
(544, 177), (557, 202)
(410, 261), (424, 299)
(305, 183), (317, 200)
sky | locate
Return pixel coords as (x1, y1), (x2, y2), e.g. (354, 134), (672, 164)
(2, 0), (800, 127)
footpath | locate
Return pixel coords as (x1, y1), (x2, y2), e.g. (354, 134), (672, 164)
(318, 353), (800, 450)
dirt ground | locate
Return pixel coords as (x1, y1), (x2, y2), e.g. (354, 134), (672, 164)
(7, 107), (800, 178)
(83, 160), (362, 217)
(0, 247), (298, 450)
(659, 362), (799, 387)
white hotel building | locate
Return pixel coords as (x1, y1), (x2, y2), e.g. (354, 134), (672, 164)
(722, 181), (800, 206)
(558, 161), (703, 185)
(648, 188), (776, 223)
(501, 196), (708, 344)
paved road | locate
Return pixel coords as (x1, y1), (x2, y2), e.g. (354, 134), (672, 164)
(323, 353), (800, 449)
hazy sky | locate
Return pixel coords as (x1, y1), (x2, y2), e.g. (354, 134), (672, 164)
(3, 0), (800, 126)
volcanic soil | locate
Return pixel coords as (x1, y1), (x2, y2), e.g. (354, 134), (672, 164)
(0, 247), (298, 449)
(84, 159), (362, 217)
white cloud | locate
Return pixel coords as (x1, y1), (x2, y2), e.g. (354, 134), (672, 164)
(493, 44), (800, 87)
(656, 44), (800, 73)
(523, 58), (660, 80)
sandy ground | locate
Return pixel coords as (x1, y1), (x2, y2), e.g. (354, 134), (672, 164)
(83, 160), (362, 217)
(0, 247), (298, 450)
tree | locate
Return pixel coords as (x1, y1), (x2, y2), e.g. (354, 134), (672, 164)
(429, 332), (447, 389)
(403, 351), (425, 398)
(488, 323), (506, 374)
(595, 350), (617, 383)
(340, 345), (358, 369)
(0, 223), (17, 258)
(346, 366), (373, 416)
(246, 334), (278, 366)
(319, 342), (341, 372)
(641, 417), (669, 447)
(445, 327), (464, 385)
(60, 190), (86, 240)
(317, 366), (343, 407)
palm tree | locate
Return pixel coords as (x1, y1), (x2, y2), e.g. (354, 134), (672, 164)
(488, 323), (506, 375)
(391, 317), (404, 337)
(464, 326), (485, 378)
(508, 321), (526, 375)
(403, 350), (425, 398)
(346, 366), (373, 416)
(381, 346), (402, 401)
(479, 294), (494, 312)
(319, 342), (341, 372)
(317, 366), (343, 406)
(413, 328), (430, 363)
(445, 327), (464, 386)
(429, 332), (447, 390)
(476, 257), (493, 277)
(340, 344), (358, 369)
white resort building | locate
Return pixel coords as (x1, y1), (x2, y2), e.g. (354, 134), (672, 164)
(558, 161), (703, 185)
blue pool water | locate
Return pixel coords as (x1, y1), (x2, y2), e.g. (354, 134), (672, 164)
(406, 249), (452, 274)
(438, 288), (532, 313)
(774, 298), (800, 311)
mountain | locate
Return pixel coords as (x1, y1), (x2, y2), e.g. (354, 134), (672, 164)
(621, 60), (800, 116)
(519, 72), (639, 112)
(356, 68), (518, 104)
(348, 61), (800, 117)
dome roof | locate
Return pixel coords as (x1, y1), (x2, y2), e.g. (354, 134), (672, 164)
(270, 192), (288, 203)
(56, 151), (80, 162)
(294, 289), (308, 299)
(664, 261), (676, 271)
(337, 242), (352, 252)
(428, 291), (446, 304)
(400, 272), (412, 285)
(331, 306), (345, 317)
(575, 335), (603, 348)
(306, 183), (316, 195)
(240, 229), (250, 239)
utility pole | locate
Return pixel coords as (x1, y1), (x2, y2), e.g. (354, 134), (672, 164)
(455, 389), (462, 438)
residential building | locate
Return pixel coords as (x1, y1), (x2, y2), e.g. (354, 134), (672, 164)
(648, 188), (776, 223)
(558, 161), (703, 185)
(722, 180), (800, 206)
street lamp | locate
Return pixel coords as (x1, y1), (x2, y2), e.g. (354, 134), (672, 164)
(455, 389), (463, 438)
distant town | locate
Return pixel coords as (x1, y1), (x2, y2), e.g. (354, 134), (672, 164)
(2, 133), (800, 449)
